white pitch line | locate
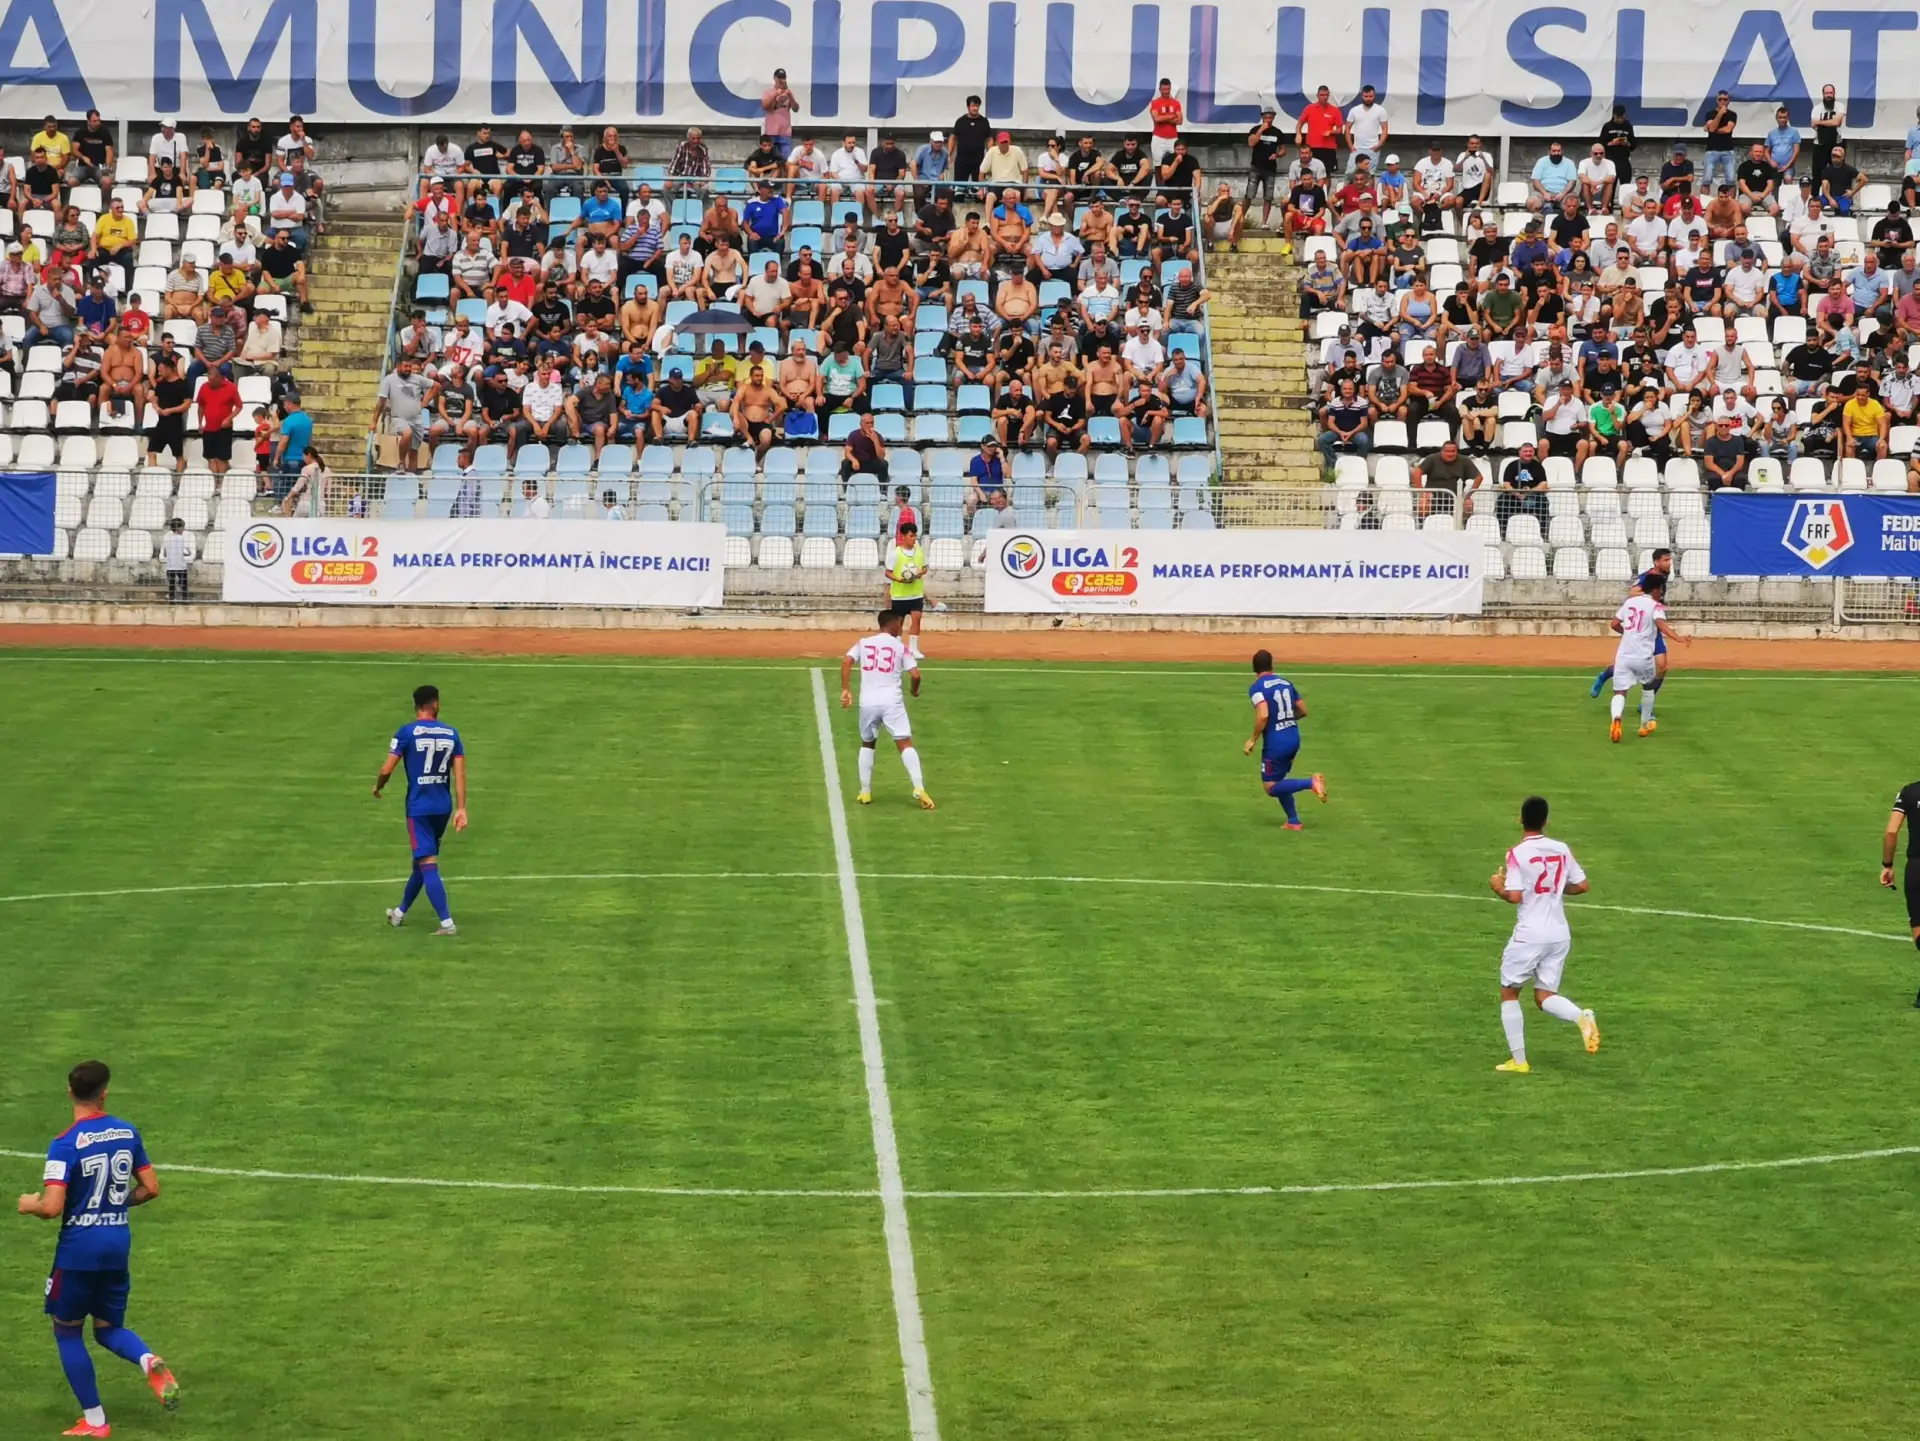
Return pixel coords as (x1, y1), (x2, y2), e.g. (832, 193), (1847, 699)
(0, 868), (1904, 945)
(810, 668), (941, 1441)
(3, 1143), (1915, 1202)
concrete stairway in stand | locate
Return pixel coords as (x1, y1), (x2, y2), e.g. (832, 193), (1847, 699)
(1204, 235), (1320, 486)
(289, 213), (402, 468)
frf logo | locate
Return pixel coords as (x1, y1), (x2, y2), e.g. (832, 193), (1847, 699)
(1001, 534), (1045, 578)
(1782, 499), (1854, 569)
(238, 524), (284, 568)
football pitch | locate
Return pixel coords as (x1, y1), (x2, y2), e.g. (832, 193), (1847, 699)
(3, 647), (1918, 1439)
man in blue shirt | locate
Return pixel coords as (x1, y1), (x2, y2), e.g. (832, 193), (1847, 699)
(742, 180), (788, 247)
(964, 436), (1005, 514)
(1528, 143), (1578, 212)
(375, 683), (468, 936)
(1765, 107), (1802, 174)
(17, 1060), (180, 1435)
(1242, 649), (1328, 828)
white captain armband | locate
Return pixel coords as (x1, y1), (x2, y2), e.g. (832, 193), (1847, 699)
(43, 1159), (68, 1183)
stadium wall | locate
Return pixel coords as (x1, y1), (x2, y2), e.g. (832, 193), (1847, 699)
(4, 0), (1920, 138)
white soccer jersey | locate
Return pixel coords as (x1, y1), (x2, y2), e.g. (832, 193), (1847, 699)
(1503, 835), (1586, 944)
(1613, 592), (1663, 669)
(848, 632), (916, 706)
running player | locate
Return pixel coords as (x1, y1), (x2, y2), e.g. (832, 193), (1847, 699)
(375, 683), (467, 935)
(16, 1061), (180, 1437)
(1242, 649), (1327, 829)
(1490, 796), (1600, 1073)
(1606, 572), (1687, 742)
(1590, 547), (1673, 700)
(841, 608), (935, 809)
(1880, 780), (1920, 1006)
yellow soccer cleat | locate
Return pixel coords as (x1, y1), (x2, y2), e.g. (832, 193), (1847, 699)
(855, 791), (872, 805)
(1310, 773), (1328, 802)
(1638, 720), (1657, 738)
(913, 788), (936, 810)
(1609, 718), (1623, 743)
(1494, 1058), (1531, 1074)
(1579, 1009), (1601, 1054)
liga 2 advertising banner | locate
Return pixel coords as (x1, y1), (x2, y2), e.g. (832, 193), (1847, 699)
(1709, 494), (1920, 578)
(985, 529), (1483, 615)
(222, 518), (726, 606)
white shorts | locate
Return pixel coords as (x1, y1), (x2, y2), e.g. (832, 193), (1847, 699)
(858, 698), (911, 743)
(1500, 939), (1570, 992)
(1612, 655), (1657, 692)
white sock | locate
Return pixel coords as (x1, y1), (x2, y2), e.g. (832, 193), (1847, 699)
(1541, 993), (1583, 1023)
(1500, 998), (1526, 1061)
(1609, 692), (1625, 722)
(901, 746), (925, 789)
(139, 1352), (154, 1375)
(1640, 690), (1656, 724)
(85, 1408), (107, 1427)
(858, 746), (875, 790)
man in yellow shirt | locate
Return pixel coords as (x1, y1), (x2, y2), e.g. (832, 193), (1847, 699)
(30, 115), (69, 172)
(207, 254), (254, 309)
(1843, 387), (1889, 463)
(92, 198), (138, 268)
(885, 518), (931, 657)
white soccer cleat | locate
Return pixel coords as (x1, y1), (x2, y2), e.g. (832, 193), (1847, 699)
(434, 921), (457, 937)
(385, 907), (406, 927)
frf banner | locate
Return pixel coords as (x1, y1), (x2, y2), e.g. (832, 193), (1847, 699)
(222, 517), (726, 605)
(1709, 493), (1920, 578)
(985, 528), (1483, 615)
(11, 0), (1920, 137)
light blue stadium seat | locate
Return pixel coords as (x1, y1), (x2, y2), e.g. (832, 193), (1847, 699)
(667, 224), (698, 249)
(928, 479), (965, 509)
(548, 196), (582, 225)
(639, 445), (675, 478)
(1182, 508), (1215, 530)
(633, 163), (667, 185)
(635, 503), (670, 523)
(659, 355), (693, 380)
(872, 383), (905, 412)
(955, 415), (992, 444)
(762, 503), (797, 536)
(913, 331), (942, 356)
(892, 451), (923, 487)
(1138, 508), (1173, 529)
(787, 225), (823, 255)
(510, 445), (550, 479)
(471, 445), (508, 477)
(380, 497), (416, 520)
(598, 444), (635, 478)
(664, 299), (698, 325)
(680, 447), (717, 479)
(846, 505), (879, 537)
(1012, 452), (1047, 482)
(827, 411), (858, 441)
(791, 200), (826, 227)
(927, 448), (966, 479)
(553, 445), (593, 477)
(929, 506), (964, 538)
(917, 305), (947, 332)
(723, 448), (756, 476)
(762, 473), (797, 505)
(800, 445), (838, 479)
(912, 385), (948, 413)
(384, 476), (421, 504)
(509, 500), (546, 519)
(429, 442), (463, 474)
(719, 475), (756, 505)
(414, 273), (449, 302)
(636, 480), (672, 506)
(789, 328), (818, 355)
(956, 278), (989, 306)
(1052, 453), (1089, 494)
(722, 503), (756, 535)
(802, 477), (838, 508)
(1119, 259), (1147, 287)
(1088, 416), (1124, 447)
(847, 478), (881, 508)
(1015, 506), (1048, 527)
(704, 414), (736, 441)
(910, 415), (947, 443)
(827, 200), (864, 227)
(454, 299), (487, 325)
(955, 384), (991, 413)
(764, 449), (799, 479)
(1135, 455), (1171, 487)
(1161, 260), (1185, 284)
(1037, 280), (1071, 307)
(1094, 454), (1129, 483)
(624, 273), (658, 298)
(1167, 332), (1201, 358)
(670, 197), (702, 224)
(554, 480), (591, 509)
(1177, 454), (1212, 505)
(1011, 482), (1045, 510)
(912, 357), (947, 385)
(803, 500), (839, 536)
(1138, 483), (1172, 511)
(1172, 416), (1208, 446)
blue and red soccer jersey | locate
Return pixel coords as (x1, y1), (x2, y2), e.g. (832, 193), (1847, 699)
(390, 719), (463, 858)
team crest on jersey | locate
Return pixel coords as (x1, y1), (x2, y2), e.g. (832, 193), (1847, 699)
(1781, 498), (1854, 569)
(1001, 534), (1045, 578)
(238, 523), (284, 567)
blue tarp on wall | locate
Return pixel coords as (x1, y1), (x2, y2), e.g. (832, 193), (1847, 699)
(1710, 493), (1920, 578)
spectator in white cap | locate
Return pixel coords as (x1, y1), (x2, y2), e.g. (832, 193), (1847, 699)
(911, 130), (949, 208)
(148, 117), (189, 169)
(268, 170), (309, 251)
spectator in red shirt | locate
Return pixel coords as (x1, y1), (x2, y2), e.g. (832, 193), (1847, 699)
(196, 365), (242, 476)
(1148, 79), (1184, 165)
(1297, 85), (1345, 178)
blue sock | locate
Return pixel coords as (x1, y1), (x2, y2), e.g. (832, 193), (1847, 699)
(399, 862), (424, 914)
(1598, 666), (1614, 682)
(54, 1324), (101, 1411)
(1270, 780), (1314, 824)
(1647, 674), (1664, 693)
(93, 1324), (150, 1369)
(421, 864), (451, 923)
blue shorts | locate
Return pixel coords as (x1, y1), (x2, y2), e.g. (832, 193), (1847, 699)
(1653, 632), (1667, 657)
(1261, 745), (1300, 787)
(406, 811), (450, 861)
(45, 1267), (129, 1327)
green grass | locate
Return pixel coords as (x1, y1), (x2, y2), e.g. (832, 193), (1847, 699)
(2, 649), (1918, 1438)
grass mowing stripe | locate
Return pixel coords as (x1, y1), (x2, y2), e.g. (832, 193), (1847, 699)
(810, 668), (942, 1441)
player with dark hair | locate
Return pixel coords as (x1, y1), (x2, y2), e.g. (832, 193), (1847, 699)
(16, 1061), (180, 1436)
(841, 608), (933, 808)
(1606, 571), (1687, 741)
(1880, 782), (1920, 1005)
(1490, 796), (1600, 1072)
(375, 684), (468, 935)
(1590, 547), (1674, 699)
(1243, 649), (1327, 829)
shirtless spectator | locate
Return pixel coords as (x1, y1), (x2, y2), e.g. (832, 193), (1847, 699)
(778, 336), (823, 415)
(947, 211), (996, 279)
(97, 328), (147, 422)
(731, 362), (787, 460)
(865, 264), (917, 332)
(1083, 343), (1134, 446)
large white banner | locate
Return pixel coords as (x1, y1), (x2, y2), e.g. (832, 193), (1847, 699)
(8, 0), (1920, 138)
(985, 528), (1483, 615)
(222, 517), (725, 605)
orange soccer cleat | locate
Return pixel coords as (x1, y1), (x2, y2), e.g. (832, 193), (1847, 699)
(146, 1356), (180, 1410)
(1609, 718), (1623, 743)
(61, 1421), (110, 1438)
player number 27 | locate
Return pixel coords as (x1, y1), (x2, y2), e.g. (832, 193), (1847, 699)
(414, 737), (455, 775)
(1530, 855), (1565, 894)
(78, 1151), (133, 1210)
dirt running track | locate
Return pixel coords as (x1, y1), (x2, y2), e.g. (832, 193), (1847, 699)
(2, 624), (1917, 670)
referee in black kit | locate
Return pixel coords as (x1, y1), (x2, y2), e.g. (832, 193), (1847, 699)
(1879, 781), (1920, 1005)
